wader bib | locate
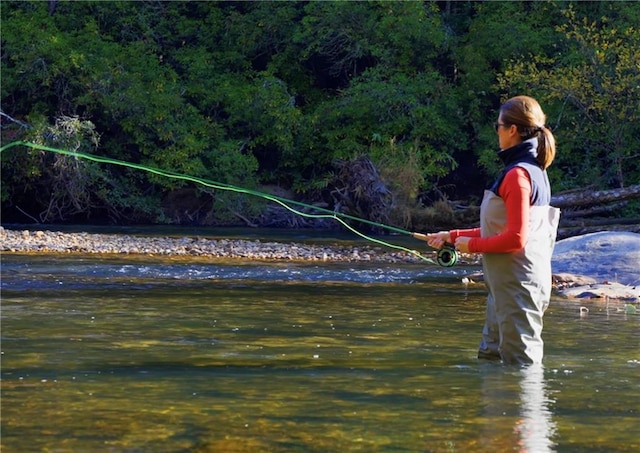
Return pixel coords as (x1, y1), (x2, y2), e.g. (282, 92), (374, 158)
(478, 190), (560, 364)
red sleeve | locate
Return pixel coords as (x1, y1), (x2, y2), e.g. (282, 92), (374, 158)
(450, 228), (481, 242)
(467, 167), (531, 253)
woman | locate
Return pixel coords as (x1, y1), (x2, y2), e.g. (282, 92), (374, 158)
(419, 95), (560, 365)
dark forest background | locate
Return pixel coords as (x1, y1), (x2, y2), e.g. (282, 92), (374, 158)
(1, 0), (638, 232)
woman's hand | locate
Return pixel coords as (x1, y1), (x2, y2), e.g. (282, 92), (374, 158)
(413, 231), (451, 250)
(454, 236), (471, 254)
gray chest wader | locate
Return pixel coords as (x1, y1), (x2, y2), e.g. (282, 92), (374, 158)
(477, 190), (560, 364)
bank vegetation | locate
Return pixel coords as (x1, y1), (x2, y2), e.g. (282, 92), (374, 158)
(1, 1), (638, 234)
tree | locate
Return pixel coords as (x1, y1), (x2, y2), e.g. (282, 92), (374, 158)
(451, 0), (563, 193)
(497, 2), (640, 190)
(1, 1), (260, 223)
(2, 0), (638, 227)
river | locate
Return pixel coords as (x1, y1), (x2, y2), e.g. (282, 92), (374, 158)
(1, 240), (638, 452)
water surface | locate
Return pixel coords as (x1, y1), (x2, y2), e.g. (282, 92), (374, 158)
(1, 253), (638, 452)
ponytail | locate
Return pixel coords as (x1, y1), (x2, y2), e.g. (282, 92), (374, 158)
(536, 126), (555, 170)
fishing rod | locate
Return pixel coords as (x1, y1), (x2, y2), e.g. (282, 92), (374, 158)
(0, 140), (458, 266)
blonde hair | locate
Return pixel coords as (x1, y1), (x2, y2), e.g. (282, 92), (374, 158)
(500, 95), (556, 169)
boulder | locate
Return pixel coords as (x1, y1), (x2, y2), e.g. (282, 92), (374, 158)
(552, 231), (640, 301)
(552, 231), (640, 286)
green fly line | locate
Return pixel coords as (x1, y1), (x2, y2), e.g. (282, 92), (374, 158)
(0, 140), (438, 264)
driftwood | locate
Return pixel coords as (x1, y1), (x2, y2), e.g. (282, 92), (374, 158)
(330, 156), (394, 232)
(560, 217), (640, 228)
(560, 201), (630, 219)
(421, 184), (640, 236)
(258, 204), (336, 229)
(549, 184), (640, 237)
(551, 184), (640, 209)
(558, 223), (640, 240)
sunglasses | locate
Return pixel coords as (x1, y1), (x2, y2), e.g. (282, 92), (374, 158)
(493, 122), (511, 132)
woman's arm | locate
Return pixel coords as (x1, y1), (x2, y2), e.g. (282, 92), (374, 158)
(450, 228), (481, 241)
(467, 167), (531, 253)
(416, 167), (530, 253)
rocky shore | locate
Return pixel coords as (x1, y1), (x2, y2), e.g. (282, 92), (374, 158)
(0, 226), (465, 264)
(2, 227), (638, 302)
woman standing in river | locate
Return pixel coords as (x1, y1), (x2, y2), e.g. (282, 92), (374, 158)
(419, 95), (560, 365)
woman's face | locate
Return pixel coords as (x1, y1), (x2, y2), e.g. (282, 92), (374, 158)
(496, 115), (521, 150)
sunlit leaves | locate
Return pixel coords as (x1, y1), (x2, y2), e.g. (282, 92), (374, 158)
(498, 3), (640, 189)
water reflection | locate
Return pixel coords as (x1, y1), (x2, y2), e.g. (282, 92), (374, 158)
(480, 364), (557, 452)
(518, 365), (557, 453)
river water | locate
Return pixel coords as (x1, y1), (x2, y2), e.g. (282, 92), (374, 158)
(1, 244), (638, 452)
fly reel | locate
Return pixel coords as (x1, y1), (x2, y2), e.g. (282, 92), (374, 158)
(437, 243), (458, 267)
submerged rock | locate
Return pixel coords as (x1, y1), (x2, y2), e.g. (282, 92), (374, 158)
(559, 281), (639, 302)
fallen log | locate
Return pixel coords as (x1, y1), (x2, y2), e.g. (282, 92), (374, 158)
(557, 223), (640, 240)
(559, 217), (640, 228)
(560, 201), (631, 218)
(552, 184), (640, 208)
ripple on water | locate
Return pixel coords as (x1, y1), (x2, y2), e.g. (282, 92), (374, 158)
(1, 255), (479, 291)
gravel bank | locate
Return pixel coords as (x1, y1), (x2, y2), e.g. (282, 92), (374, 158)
(3, 227), (637, 301)
(0, 227), (458, 264)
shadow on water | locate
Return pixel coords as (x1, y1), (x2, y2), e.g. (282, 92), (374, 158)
(1, 252), (638, 452)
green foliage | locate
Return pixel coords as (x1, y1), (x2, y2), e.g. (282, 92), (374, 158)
(497, 2), (640, 189)
(1, 115), (141, 223)
(454, 0), (563, 185)
(317, 69), (458, 173)
(1, 0), (638, 225)
(297, 1), (446, 83)
(370, 139), (427, 229)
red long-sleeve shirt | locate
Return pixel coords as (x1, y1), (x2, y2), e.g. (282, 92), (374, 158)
(450, 167), (531, 253)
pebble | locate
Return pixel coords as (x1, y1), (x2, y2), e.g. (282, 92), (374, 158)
(0, 226), (468, 264)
